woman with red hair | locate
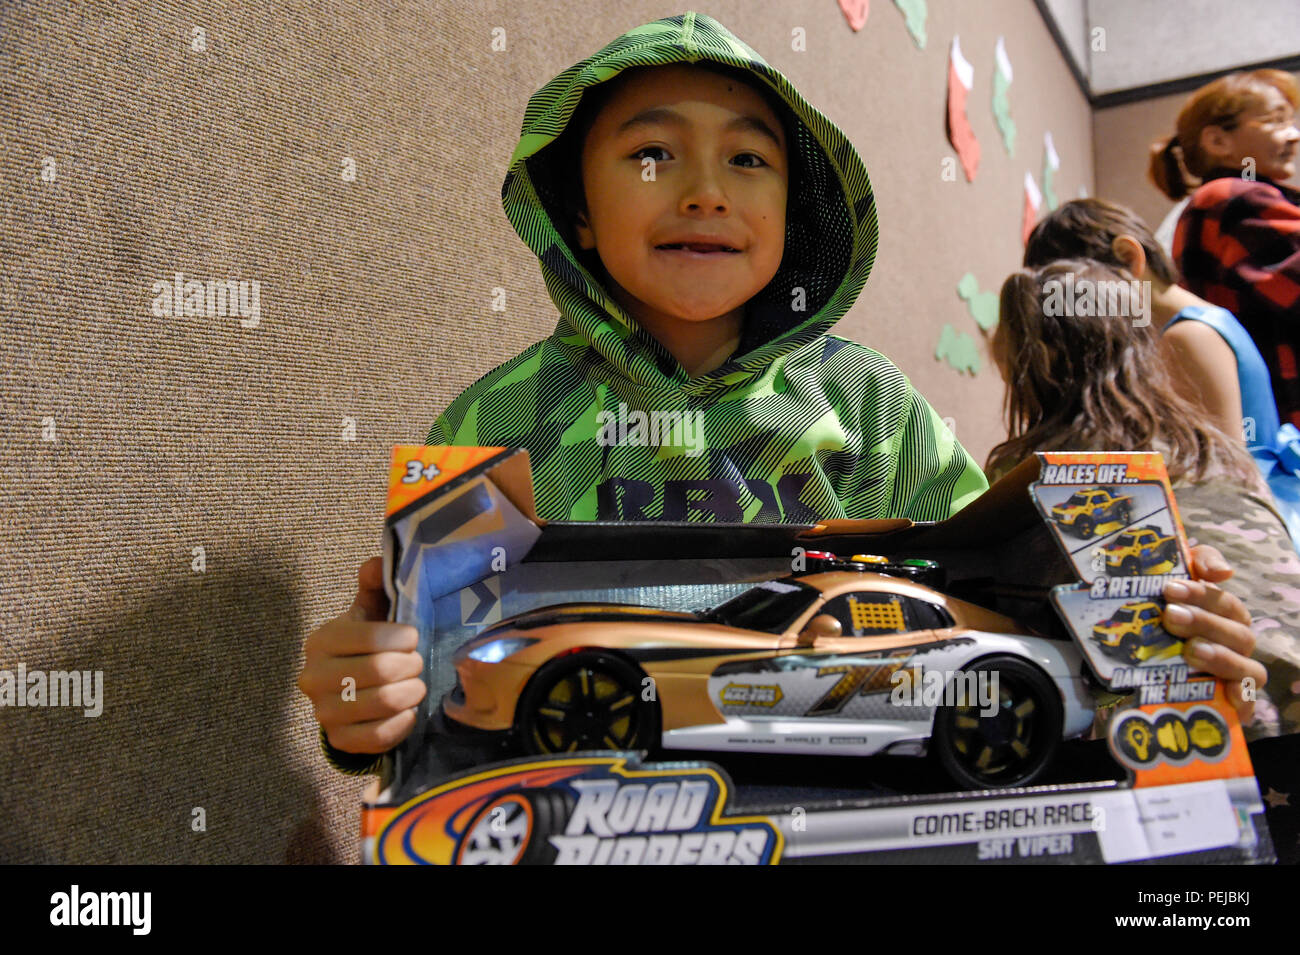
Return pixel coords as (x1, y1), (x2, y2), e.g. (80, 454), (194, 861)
(1151, 70), (1300, 425)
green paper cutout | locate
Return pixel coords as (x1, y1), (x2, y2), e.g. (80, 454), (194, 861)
(936, 323), (981, 375)
(957, 273), (999, 331)
(893, 0), (927, 48)
(1043, 157), (1058, 211)
(992, 69), (1015, 156)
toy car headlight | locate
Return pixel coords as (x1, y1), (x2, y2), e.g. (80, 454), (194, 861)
(465, 636), (539, 663)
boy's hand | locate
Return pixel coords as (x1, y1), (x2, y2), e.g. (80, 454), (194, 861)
(298, 557), (426, 754)
(1161, 544), (1266, 724)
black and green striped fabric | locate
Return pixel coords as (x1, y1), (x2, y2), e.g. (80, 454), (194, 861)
(426, 11), (988, 523)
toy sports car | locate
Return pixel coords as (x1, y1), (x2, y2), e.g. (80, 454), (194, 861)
(1050, 487), (1134, 539)
(1091, 600), (1181, 663)
(1099, 525), (1179, 576)
(442, 569), (1096, 790)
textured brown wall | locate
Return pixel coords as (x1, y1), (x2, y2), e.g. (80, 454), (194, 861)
(831, 1), (1093, 462)
(1093, 72), (1300, 244)
(0, 0), (1091, 862)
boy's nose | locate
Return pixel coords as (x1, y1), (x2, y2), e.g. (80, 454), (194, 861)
(680, 188), (729, 215)
(678, 166), (730, 214)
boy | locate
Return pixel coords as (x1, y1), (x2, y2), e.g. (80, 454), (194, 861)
(300, 13), (1262, 772)
(425, 16), (988, 524)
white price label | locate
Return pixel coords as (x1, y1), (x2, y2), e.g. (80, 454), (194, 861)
(1095, 780), (1237, 863)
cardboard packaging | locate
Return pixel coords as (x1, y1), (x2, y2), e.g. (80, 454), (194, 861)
(360, 447), (1271, 865)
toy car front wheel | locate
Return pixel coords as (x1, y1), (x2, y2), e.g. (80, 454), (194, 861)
(1121, 635), (1141, 662)
(1121, 556), (1141, 576)
(931, 656), (1063, 789)
(516, 651), (660, 755)
(1074, 517), (1095, 538)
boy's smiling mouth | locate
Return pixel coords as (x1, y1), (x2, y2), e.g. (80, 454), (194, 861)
(654, 237), (743, 256)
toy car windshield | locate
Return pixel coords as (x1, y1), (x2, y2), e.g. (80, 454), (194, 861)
(701, 579), (819, 633)
(1112, 609), (1135, 622)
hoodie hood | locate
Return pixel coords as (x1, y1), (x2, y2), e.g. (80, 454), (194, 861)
(429, 13), (987, 524)
(501, 11), (879, 399)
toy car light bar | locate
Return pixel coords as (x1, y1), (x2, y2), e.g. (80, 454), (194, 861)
(799, 551), (946, 586)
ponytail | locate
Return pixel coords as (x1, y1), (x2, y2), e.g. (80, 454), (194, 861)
(1148, 135), (1192, 200)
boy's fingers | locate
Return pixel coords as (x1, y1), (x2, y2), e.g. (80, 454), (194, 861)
(1162, 578), (1253, 651)
(300, 649), (423, 697)
(1163, 576), (1252, 626)
(1224, 678), (1258, 726)
(347, 599), (385, 623)
(325, 709), (419, 755)
(1188, 543), (1233, 582)
(308, 618), (419, 659)
(358, 555), (384, 588)
(1179, 632), (1266, 685)
(1159, 576), (1262, 723)
(357, 556), (386, 600)
(350, 556), (389, 620)
(314, 677), (427, 726)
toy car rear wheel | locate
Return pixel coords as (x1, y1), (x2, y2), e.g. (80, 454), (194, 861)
(454, 787), (576, 865)
(1117, 503), (1133, 526)
(516, 651), (659, 755)
(932, 656), (1063, 790)
(1074, 517), (1095, 539)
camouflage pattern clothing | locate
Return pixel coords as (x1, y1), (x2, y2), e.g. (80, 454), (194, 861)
(1174, 478), (1300, 740)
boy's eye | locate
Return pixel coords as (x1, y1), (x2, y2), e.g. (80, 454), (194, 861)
(632, 146), (671, 162)
(628, 147), (771, 167)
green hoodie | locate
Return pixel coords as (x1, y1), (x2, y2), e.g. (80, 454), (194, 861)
(426, 11), (988, 524)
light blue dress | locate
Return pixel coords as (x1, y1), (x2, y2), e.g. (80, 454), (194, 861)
(1164, 304), (1300, 552)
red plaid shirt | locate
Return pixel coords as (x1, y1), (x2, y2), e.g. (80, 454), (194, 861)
(1174, 170), (1300, 426)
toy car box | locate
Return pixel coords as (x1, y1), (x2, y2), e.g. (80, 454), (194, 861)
(360, 447), (1272, 865)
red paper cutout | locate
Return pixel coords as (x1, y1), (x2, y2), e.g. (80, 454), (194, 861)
(838, 0), (869, 31)
(946, 37), (979, 181)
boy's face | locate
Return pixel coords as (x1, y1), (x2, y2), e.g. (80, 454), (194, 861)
(574, 65), (789, 332)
